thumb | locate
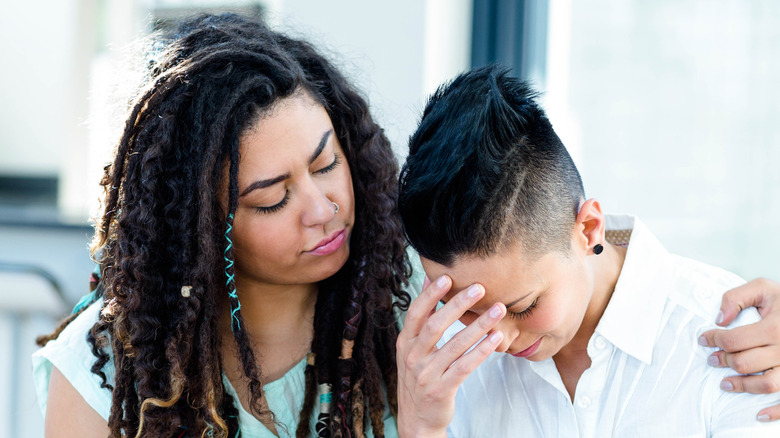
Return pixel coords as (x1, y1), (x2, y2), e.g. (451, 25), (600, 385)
(717, 279), (771, 326)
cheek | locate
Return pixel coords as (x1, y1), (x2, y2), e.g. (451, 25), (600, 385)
(232, 212), (299, 264)
(524, 306), (562, 333)
(339, 168), (355, 216)
(508, 296), (571, 336)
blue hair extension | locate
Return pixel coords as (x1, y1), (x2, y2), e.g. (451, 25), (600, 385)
(224, 213), (242, 331)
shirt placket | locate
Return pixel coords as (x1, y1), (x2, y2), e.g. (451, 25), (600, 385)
(573, 332), (612, 438)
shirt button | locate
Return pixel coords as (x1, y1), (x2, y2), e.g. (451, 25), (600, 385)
(594, 336), (607, 350)
(577, 396), (592, 409)
(696, 287), (712, 299)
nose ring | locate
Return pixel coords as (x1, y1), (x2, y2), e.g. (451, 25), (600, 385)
(332, 202), (339, 214)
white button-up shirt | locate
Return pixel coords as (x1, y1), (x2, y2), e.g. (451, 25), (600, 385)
(444, 215), (780, 437)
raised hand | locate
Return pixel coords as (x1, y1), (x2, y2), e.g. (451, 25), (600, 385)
(396, 275), (506, 437)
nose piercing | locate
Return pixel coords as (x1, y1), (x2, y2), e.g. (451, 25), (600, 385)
(332, 202), (339, 214)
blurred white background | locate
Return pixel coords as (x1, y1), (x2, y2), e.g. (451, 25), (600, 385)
(0, 0), (778, 436)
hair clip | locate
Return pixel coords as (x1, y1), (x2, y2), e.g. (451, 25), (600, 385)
(180, 285), (192, 298)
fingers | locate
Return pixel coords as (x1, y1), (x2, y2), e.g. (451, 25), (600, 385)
(716, 278), (775, 326)
(433, 303), (506, 371)
(442, 328), (505, 388)
(720, 368), (780, 395)
(700, 323), (774, 353)
(402, 275), (452, 338)
(708, 347), (780, 375)
(417, 284), (486, 346)
(719, 368), (780, 421)
(757, 402), (780, 423)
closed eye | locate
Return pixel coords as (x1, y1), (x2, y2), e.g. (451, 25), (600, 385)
(255, 191), (289, 214)
(507, 298), (537, 320)
(315, 153), (341, 175)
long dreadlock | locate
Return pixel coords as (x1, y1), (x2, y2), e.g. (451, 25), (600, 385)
(38, 13), (411, 438)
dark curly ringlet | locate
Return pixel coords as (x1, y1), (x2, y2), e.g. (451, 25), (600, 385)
(38, 13), (411, 438)
(398, 65), (585, 266)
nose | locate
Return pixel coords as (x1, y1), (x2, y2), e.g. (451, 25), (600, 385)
(300, 179), (336, 227)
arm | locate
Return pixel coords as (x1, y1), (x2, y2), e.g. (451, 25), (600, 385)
(396, 276), (505, 437)
(45, 366), (109, 438)
(699, 278), (780, 421)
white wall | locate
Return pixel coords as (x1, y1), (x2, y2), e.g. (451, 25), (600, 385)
(34, 0), (473, 220)
(266, 0), (472, 160)
(0, 0), (80, 177)
(545, 0), (780, 280)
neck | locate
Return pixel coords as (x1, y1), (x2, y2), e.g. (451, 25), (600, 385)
(218, 278), (319, 408)
(562, 242), (627, 356)
(220, 278), (318, 344)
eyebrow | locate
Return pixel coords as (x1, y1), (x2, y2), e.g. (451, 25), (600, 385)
(504, 292), (533, 309)
(308, 130), (332, 165)
(239, 130), (333, 197)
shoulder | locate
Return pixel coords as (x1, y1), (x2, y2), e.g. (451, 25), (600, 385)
(665, 254), (756, 326)
(31, 299), (114, 421)
(653, 257), (780, 432)
(653, 255), (758, 375)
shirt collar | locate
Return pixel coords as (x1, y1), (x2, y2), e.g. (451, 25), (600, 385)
(595, 214), (672, 364)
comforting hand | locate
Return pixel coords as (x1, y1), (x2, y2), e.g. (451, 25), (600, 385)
(700, 278), (780, 421)
(396, 276), (506, 437)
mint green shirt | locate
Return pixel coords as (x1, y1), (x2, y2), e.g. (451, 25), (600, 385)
(32, 250), (425, 438)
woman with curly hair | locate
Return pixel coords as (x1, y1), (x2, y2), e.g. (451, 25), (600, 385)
(32, 13), (421, 438)
(30, 10), (780, 438)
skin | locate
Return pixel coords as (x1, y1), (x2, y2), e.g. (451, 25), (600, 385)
(40, 93), (780, 437)
(396, 199), (780, 437)
(45, 91), (356, 436)
(46, 367), (108, 438)
(700, 278), (780, 421)
(397, 198), (621, 437)
(220, 91), (355, 431)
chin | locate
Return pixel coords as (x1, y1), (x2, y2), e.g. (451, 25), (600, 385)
(318, 247), (351, 280)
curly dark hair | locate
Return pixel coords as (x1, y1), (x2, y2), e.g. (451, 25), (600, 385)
(38, 13), (411, 438)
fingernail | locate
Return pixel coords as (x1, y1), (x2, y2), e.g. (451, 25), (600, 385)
(698, 335), (710, 347)
(757, 414), (771, 422)
(716, 311), (724, 325)
(489, 304), (502, 319)
(436, 276), (447, 288)
(720, 380), (733, 391)
(467, 285), (482, 298)
(707, 355), (719, 367)
(489, 331), (502, 343)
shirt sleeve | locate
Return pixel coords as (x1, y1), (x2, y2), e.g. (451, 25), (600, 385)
(31, 299), (114, 421)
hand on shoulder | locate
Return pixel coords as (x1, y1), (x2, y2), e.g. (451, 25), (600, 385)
(700, 278), (780, 421)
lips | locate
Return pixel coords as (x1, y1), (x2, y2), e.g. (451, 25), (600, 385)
(307, 229), (347, 256)
(511, 338), (542, 358)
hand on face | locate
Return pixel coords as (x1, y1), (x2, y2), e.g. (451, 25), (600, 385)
(396, 275), (506, 437)
(699, 278), (780, 421)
